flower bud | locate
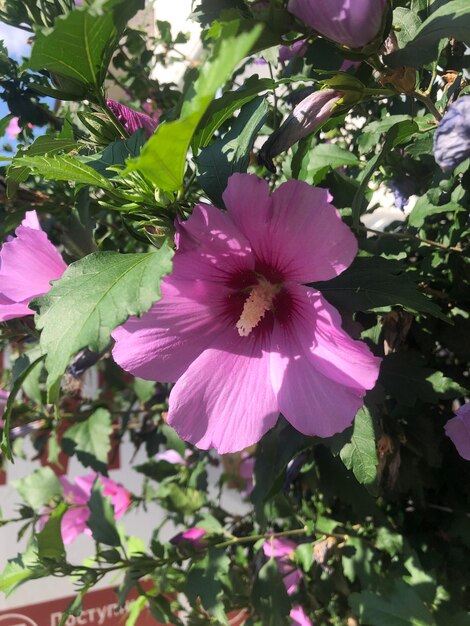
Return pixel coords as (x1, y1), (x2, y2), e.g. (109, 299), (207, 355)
(434, 96), (470, 172)
(105, 99), (159, 138)
(288, 0), (388, 49)
(259, 88), (341, 172)
(445, 403), (470, 461)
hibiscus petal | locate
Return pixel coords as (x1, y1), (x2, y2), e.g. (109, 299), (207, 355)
(61, 507), (91, 544)
(223, 174), (356, 282)
(112, 278), (231, 382)
(270, 287), (377, 437)
(263, 537), (297, 559)
(21, 210), (41, 230)
(167, 329), (279, 453)
(0, 294), (33, 321)
(290, 605), (313, 626)
(101, 477), (130, 519)
(0, 225), (66, 302)
(288, 285), (381, 390)
(173, 202), (254, 283)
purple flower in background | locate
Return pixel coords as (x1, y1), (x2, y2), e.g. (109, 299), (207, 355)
(106, 99), (159, 139)
(171, 527), (207, 551)
(339, 59), (361, 72)
(263, 537), (303, 595)
(288, 0), (387, 48)
(290, 605), (313, 626)
(259, 89), (342, 172)
(112, 174), (380, 454)
(445, 403), (470, 461)
(279, 39), (308, 63)
(0, 211), (67, 322)
(434, 96), (470, 172)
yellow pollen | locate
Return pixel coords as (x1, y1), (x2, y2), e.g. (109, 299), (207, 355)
(236, 279), (280, 337)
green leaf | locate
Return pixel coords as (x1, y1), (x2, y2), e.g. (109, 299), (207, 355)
(126, 595), (147, 626)
(408, 196), (464, 228)
(393, 7), (423, 48)
(251, 421), (309, 526)
(385, 0), (470, 68)
(197, 95), (268, 206)
(133, 377), (155, 403)
(7, 134), (79, 195)
(314, 256), (447, 320)
(358, 115), (412, 153)
(298, 143), (359, 184)
(125, 21), (263, 191)
(380, 352), (467, 406)
(349, 579), (437, 626)
(376, 528), (404, 557)
(28, 0), (145, 98)
(13, 467), (62, 510)
(37, 502), (66, 561)
(158, 483), (205, 515)
(342, 537), (375, 586)
(87, 478), (122, 546)
(31, 246), (173, 401)
(252, 558), (291, 626)
(194, 74), (275, 149)
(340, 407), (378, 488)
(0, 561), (36, 596)
(11, 155), (114, 189)
(0, 545), (48, 596)
(62, 408), (112, 473)
(0, 353), (46, 460)
(352, 121), (419, 227)
(187, 548), (230, 623)
(86, 130), (146, 178)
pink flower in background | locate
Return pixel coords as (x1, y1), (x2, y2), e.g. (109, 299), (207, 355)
(290, 605), (313, 626)
(59, 474), (130, 544)
(5, 116), (21, 139)
(141, 101), (161, 125)
(0, 211), (67, 322)
(263, 537), (302, 595)
(112, 174), (380, 454)
(279, 39), (308, 63)
(106, 99), (159, 139)
(154, 449), (186, 464)
(445, 403), (470, 461)
(0, 389), (8, 418)
(288, 0), (387, 49)
(170, 527), (207, 551)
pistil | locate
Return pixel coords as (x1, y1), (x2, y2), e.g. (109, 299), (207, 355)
(236, 278), (280, 337)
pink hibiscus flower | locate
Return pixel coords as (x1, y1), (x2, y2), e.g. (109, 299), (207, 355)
(290, 605), (313, 626)
(59, 474), (130, 544)
(112, 174), (380, 453)
(0, 211), (67, 321)
(0, 389), (8, 418)
(445, 403), (470, 461)
(170, 527), (207, 551)
(5, 117), (21, 140)
(263, 537), (303, 595)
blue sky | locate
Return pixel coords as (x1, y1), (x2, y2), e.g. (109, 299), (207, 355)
(0, 21), (54, 155)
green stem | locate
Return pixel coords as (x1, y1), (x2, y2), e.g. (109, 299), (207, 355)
(414, 91), (442, 121)
(215, 526), (308, 549)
